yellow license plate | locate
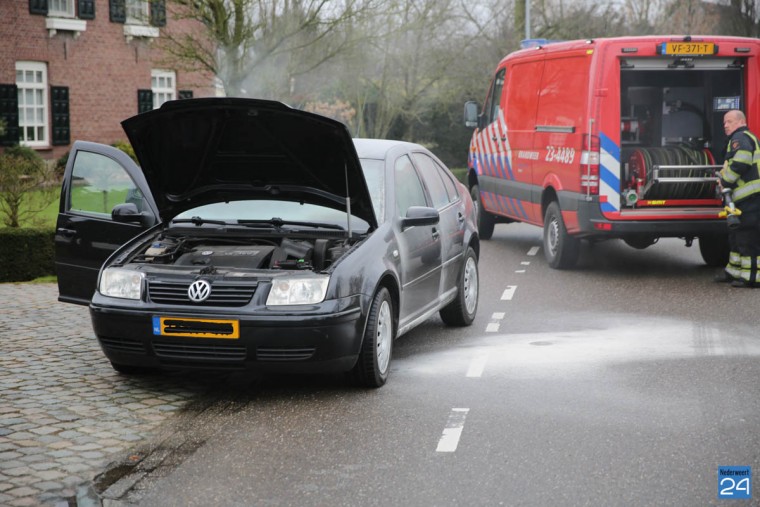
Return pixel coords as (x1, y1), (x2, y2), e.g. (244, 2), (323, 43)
(152, 316), (240, 339)
(660, 42), (716, 56)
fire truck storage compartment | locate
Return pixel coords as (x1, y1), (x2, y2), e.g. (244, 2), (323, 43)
(619, 57), (744, 206)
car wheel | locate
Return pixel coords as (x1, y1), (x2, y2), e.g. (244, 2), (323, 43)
(110, 362), (156, 375)
(699, 234), (730, 267)
(352, 287), (394, 388)
(440, 247), (479, 326)
(470, 184), (495, 240)
(543, 201), (580, 269)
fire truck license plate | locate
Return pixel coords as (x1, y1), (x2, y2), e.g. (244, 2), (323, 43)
(660, 42), (716, 55)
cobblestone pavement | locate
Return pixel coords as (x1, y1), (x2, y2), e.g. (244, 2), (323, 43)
(0, 283), (212, 506)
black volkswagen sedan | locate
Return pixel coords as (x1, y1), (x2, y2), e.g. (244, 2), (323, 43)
(55, 98), (479, 387)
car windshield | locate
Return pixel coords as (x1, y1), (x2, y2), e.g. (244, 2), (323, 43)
(359, 158), (385, 223)
(174, 200), (371, 231)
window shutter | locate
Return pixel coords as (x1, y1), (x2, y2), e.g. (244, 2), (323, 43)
(150, 0), (166, 27)
(78, 0), (95, 20)
(137, 89), (153, 114)
(178, 90), (193, 100)
(0, 84), (20, 147)
(109, 0), (125, 23)
(29, 0), (48, 15)
(51, 86), (70, 146)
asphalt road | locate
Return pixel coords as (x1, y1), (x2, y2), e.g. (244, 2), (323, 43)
(93, 223), (760, 507)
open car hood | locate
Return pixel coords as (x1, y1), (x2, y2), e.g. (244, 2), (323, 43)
(121, 98), (376, 228)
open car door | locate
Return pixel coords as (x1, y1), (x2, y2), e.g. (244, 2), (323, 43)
(55, 141), (158, 305)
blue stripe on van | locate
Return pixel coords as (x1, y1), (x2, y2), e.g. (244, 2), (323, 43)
(497, 154), (507, 179)
(504, 153), (515, 180)
(599, 132), (621, 208)
(515, 198), (528, 220)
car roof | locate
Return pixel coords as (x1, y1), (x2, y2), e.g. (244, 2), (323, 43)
(353, 138), (425, 160)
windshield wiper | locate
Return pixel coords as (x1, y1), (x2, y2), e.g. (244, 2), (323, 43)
(172, 216), (230, 226)
(238, 217), (344, 231)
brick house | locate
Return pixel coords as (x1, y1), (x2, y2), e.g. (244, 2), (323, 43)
(0, 0), (217, 162)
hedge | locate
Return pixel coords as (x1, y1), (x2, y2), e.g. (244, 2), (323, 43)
(0, 228), (56, 283)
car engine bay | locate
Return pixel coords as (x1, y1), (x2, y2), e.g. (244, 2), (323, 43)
(129, 233), (357, 273)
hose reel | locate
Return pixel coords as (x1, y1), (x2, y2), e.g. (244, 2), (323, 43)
(624, 146), (719, 203)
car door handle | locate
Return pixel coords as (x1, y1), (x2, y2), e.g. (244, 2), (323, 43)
(431, 228), (440, 240)
(457, 212), (465, 223)
(57, 227), (76, 237)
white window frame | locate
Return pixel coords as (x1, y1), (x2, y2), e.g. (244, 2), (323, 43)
(126, 0), (150, 25)
(48, 0), (75, 18)
(151, 69), (176, 109)
(16, 62), (49, 148)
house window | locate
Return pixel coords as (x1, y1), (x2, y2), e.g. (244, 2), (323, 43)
(152, 70), (176, 109)
(16, 62), (48, 147)
(49, 0), (75, 17)
(126, 0), (149, 24)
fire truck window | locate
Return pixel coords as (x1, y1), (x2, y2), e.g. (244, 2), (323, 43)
(394, 155), (428, 217)
(484, 68), (506, 124)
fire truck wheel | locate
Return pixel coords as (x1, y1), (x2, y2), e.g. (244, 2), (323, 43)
(470, 184), (495, 240)
(543, 201), (580, 269)
(698, 234), (730, 267)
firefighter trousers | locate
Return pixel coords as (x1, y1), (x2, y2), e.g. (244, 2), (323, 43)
(725, 196), (760, 287)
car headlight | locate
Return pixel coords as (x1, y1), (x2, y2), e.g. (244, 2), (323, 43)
(266, 276), (330, 305)
(99, 268), (144, 300)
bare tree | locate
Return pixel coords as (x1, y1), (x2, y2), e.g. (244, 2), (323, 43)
(335, 0), (485, 142)
(724, 0), (760, 36)
(530, 0), (625, 40)
(160, 0), (375, 97)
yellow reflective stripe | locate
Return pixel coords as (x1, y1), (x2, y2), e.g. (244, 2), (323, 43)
(729, 252), (741, 264)
(726, 265), (742, 277)
(733, 179), (760, 201)
(733, 150), (753, 164)
(721, 166), (741, 183)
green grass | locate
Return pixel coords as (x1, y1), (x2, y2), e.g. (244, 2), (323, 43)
(0, 184), (132, 229)
(0, 186), (60, 229)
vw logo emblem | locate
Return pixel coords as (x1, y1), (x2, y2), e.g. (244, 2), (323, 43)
(188, 280), (211, 303)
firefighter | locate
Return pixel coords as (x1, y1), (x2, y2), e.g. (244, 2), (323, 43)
(716, 110), (760, 288)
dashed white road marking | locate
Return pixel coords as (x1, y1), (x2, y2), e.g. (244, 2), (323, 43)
(515, 269), (526, 273)
(500, 286), (517, 300)
(466, 355), (489, 377)
(485, 322), (500, 333)
(492, 312), (505, 320)
(436, 408), (470, 452)
(521, 261), (530, 266)
(527, 246), (540, 256)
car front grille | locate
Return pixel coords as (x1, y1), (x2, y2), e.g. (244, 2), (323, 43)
(99, 336), (147, 354)
(153, 341), (247, 362)
(256, 347), (316, 361)
(148, 280), (257, 306)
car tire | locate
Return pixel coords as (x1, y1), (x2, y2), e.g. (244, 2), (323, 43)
(351, 287), (394, 388)
(110, 362), (156, 375)
(698, 234), (730, 267)
(470, 184), (495, 240)
(543, 201), (580, 269)
(440, 246), (479, 326)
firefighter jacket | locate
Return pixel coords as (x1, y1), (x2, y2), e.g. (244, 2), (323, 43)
(720, 126), (760, 203)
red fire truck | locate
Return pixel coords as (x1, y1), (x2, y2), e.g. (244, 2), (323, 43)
(464, 35), (760, 268)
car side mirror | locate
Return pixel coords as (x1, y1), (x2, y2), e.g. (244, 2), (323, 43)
(112, 203), (153, 226)
(464, 101), (480, 128)
(401, 206), (439, 230)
